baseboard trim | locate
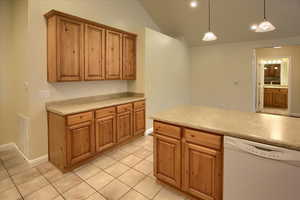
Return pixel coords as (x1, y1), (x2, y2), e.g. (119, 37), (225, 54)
(0, 143), (15, 151)
(289, 113), (300, 118)
(145, 128), (153, 135)
(0, 143), (48, 167)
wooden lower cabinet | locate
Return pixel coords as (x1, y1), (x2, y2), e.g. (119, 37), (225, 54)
(66, 121), (95, 166)
(153, 121), (223, 200)
(154, 134), (181, 188)
(264, 88), (288, 108)
(117, 111), (133, 143)
(95, 115), (116, 152)
(48, 100), (145, 172)
(133, 101), (146, 135)
(182, 141), (222, 200)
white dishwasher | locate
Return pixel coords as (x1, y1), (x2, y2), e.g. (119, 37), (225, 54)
(224, 136), (300, 200)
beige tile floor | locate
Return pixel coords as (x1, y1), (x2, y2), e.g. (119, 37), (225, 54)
(0, 136), (192, 200)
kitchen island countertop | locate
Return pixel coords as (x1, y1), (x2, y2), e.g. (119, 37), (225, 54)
(151, 106), (300, 151)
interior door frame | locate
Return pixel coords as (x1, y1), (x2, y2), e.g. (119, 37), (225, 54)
(254, 53), (292, 115)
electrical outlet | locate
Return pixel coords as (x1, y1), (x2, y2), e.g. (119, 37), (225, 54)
(40, 90), (50, 98)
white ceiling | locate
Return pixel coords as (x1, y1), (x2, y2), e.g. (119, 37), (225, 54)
(138, 0), (300, 46)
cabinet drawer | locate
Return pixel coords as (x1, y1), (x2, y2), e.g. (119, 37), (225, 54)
(117, 103), (132, 113)
(96, 107), (116, 118)
(154, 121), (181, 139)
(184, 128), (222, 150)
(134, 100), (145, 110)
(67, 112), (93, 126)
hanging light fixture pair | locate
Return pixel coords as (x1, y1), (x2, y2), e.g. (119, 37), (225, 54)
(199, 0), (276, 42)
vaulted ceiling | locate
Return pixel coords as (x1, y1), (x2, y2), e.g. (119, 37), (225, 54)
(138, 0), (300, 46)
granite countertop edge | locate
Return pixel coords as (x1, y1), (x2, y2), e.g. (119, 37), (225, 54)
(47, 96), (145, 116)
(151, 110), (300, 152)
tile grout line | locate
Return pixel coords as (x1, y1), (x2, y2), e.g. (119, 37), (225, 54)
(38, 168), (67, 200)
(1, 156), (25, 200)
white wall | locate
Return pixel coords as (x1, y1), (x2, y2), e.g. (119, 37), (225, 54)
(0, 0), (13, 144)
(144, 28), (191, 129)
(191, 36), (300, 112)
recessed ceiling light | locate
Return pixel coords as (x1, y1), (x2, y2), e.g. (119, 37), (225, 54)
(190, 0), (198, 8)
(273, 46), (282, 48)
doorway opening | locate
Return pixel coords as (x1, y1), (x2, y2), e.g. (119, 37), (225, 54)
(255, 47), (292, 116)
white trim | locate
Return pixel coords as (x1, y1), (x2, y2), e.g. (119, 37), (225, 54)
(0, 143), (48, 167)
(254, 54), (293, 115)
(289, 113), (300, 118)
(145, 128), (153, 135)
(0, 143), (15, 151)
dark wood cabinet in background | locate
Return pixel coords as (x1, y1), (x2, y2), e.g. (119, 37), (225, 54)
(264, 88), (288, 108)
(45, 10), (137, 82)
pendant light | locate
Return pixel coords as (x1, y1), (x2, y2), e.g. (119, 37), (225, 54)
(203, 0), (217, 41)
(255, 0), (276, 32)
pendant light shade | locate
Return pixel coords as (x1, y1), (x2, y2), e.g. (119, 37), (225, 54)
(203, 32), (217, 41)
(255, 20), (276, 32)
(203, 0), (217, 41)
(252, 0), (276, 32)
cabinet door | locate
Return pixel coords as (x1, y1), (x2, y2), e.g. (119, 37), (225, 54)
(133, 108), (145, 136)
(95, 115), (116, 152)
(273, 91), (288, 108)
(67, 121), (95, 166)
(106, 30), (122, 80)
(85, 24), (106, 80)
(264, 89), (273, 107)
(122, 34), (136, 80)
(117, 111), (132, 143)
(57, 17), (84, 81)
(154, 134), (181, 188)
(182, 141), (222, 200)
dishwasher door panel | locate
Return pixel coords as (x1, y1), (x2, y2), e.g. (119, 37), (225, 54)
(224, 147), (300, 200)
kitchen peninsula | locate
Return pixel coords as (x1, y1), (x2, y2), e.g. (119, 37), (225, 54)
(151, 106), (300, 200)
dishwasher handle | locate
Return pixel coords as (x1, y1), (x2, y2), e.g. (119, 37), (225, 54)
(225, 138), (287, 161)
(234, 141), (285, 160)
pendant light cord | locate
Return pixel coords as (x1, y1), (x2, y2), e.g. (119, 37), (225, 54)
(264, 0), (266, 20)
(208, 0), (211, 31)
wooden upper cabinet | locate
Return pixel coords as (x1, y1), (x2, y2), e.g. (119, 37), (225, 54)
(85, 24), (106, 80)
(122, 34), (136, 80)
(45, 10), (137, 82)
(66, 120), (95, 166)
(47, 15), (84, 82)
(106, 30), (123, 80)
(182, 141), (222, 200)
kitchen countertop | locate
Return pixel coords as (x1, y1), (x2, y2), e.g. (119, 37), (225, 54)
(151, 106), (300, 151)
(46, 92), (145, 116)
(264, 85), (288, 89)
